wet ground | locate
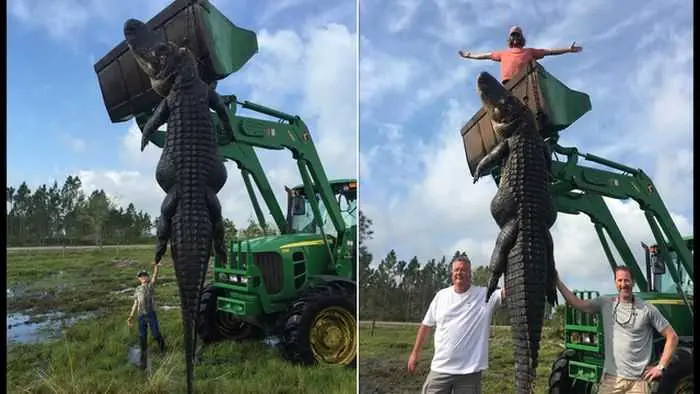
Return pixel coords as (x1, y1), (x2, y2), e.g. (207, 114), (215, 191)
(359, 356), (422, 394)
(7, 311), (97, 344)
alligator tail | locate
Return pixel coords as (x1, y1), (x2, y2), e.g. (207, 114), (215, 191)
(506, 220), (547, 393)
(172, 187), (212, 394)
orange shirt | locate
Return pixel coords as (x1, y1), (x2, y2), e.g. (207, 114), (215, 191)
(490, 48), (548, 82)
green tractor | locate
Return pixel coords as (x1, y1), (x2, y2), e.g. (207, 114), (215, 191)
(93, 0), (357, 367)
(549, 237), (693, 394)
(460, 62), (694, 393)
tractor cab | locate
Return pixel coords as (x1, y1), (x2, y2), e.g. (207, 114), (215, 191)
(643, 236), (694, 296)
(287, 179), (357, 238)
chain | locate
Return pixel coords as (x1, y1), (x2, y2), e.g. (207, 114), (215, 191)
(613, 296), (637, 327)
(531, 62), (546, 133)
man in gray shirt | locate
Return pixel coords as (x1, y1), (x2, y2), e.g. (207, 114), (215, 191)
(556, 266), (678, 393)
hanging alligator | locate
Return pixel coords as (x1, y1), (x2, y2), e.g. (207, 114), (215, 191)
(472, 71), (558, 393)
(123, 18), (233, 394)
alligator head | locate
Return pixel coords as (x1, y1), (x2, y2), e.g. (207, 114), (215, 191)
(124, 18), (198, 97)
(476, 71), (531, 139)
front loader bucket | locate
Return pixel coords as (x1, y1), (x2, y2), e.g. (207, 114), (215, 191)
(93, 0), (258, 123)
(460, 61), (591, 177)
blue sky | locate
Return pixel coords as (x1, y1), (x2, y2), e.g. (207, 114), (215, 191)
(7, 0), (694, 296)
(359, 0), (693, 295)
(8, 0), (357, 229)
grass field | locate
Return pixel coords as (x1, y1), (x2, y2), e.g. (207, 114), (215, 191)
(359, 323), (564, 394)
(6, 247), (356, 394)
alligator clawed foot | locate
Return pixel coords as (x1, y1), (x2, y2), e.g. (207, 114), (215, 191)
(140, 136), (149, 151)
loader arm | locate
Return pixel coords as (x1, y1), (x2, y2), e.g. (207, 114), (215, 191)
(553, 190), (647, 291)
(135, 95), (350, 271)
(548, 143), (693, 286)
(136, 124), (287, 234)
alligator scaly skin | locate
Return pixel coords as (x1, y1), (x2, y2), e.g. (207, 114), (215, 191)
(124, 19), (232, 394)
(472, 71), (558, 394)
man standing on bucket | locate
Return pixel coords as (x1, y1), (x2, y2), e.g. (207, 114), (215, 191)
(127, 261), (166, 368)
(459, 25), (583, 84)
(408, 254), (505, 394)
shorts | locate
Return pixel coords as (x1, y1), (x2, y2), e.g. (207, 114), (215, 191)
(598, 373), (651, 394)
(421, 370), (482, 394)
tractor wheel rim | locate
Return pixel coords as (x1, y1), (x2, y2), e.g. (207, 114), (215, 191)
(675, 376), (693, 394)
(309, 306), (356, 365)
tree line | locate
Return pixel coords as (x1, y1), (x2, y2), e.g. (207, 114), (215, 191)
(359, 211), (563, 326)
(6, 175), (276, 247)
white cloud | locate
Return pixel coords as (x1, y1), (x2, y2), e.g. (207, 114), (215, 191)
(10, 0), (92, 40)
(359, 37), (421, 106)
(74, 122), (292, 231)
(364, 98), (497, 264)
(364, 97), (693, 295)
(233, 23), (357, 180)
(68, 20), (357, 231)
(120, 120), (165, 169)
(59, 134), (87, 153)
(385, 0), (423, 34)
(361, 4), (693, 296)
(8, 0), (124, 42)
(256, 0), (308, 26)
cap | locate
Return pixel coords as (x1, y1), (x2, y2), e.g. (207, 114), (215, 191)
(137, 270), (149, 277)
(509, 26), (523, 35)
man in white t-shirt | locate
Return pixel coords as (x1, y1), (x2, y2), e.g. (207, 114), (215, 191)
(408, 254), (505, 393)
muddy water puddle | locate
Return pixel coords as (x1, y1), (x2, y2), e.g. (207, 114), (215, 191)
(7, 311), (96, 344)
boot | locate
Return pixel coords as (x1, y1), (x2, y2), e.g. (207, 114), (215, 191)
(139, 336), (148, 369)
(156, 336), (166, 353)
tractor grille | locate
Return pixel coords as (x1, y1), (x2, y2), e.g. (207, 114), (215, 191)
(253, 252), (283, 294)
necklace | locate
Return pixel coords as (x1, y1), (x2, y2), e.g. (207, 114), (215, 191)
(613, 296), (636, 327)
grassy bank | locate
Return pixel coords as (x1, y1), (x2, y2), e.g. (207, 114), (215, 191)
(359, 324), (563, 394)
(6, 248), (355, 394)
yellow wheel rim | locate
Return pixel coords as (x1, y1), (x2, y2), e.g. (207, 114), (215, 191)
(309, 306), (356, 365)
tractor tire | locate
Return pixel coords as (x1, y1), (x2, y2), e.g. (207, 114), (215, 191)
(548, 349), (591, 394)
(656, 346), (694, 393)
(197, 285), (259, 344)
(279, 281), (356, 368)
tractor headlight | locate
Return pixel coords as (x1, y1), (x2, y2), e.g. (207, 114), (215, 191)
(228, 275), (248, 284)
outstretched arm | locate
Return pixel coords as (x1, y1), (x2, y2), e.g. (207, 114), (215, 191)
(459, 50), (496, 60)
(555, 273), (597, 313)
(540, 41), (583, 56)
(151, 262), (160, 286)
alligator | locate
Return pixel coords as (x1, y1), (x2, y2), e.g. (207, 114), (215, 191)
(124, 18), (233, 393)
(472, 71), (558, 393)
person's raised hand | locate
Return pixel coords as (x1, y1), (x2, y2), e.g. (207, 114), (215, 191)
(570, 41), (583, 53)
